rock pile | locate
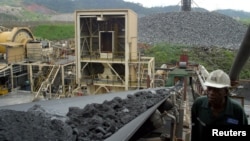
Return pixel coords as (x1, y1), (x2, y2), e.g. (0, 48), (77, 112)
(138, 11), (248, 49)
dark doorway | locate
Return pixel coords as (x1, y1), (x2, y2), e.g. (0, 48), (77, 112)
(100, 31), (113, 53)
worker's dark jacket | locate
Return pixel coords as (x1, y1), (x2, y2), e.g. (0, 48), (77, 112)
(191, 96), (248, 141)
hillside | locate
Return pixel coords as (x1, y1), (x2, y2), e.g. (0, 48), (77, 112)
(0, 0), (250, 21)
(0, 1), (55, 21)
(1, 0), (248, 49)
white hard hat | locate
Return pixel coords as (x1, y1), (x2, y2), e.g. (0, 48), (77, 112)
(204, 69), (231, 88)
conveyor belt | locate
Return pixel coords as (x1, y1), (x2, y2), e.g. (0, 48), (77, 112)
(0, 90), (132, 114)
(0, 87), (177, 141)
(105, 98), (168, 141)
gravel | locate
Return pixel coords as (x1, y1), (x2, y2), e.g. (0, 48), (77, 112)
(138, 11), (248, 49)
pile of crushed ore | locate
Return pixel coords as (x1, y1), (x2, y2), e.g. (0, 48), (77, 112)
(0, 88), (175, 141)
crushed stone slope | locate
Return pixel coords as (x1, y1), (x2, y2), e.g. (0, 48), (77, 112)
(138, 11), (248, 48)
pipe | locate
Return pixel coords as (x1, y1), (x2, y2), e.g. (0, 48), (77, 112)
(229, 26), (250, 82)
(162, 91), (179, 141)
(176, 108), (184, 139)
(164, 112), (176, 141)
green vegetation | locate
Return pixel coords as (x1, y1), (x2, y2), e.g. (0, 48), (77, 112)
(32, 24), (74, 40)
(239, 18), (250, 26)
(145, 43), (250, 79)
(144, 43), (187, 66)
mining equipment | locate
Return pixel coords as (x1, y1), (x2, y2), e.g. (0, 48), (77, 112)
(74, 9), (155, 95)
(0, 26), (76, 99)
(0, 9), (249, 141)
(0, 26), (35, 95)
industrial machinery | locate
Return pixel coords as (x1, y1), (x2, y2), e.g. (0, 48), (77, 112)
(74, 9), (155, 95)
(0, 9), (249, 141)
(0, 86), (189, 141)
(0, 9), (192, 141)
(0, 26), (35, 95)
(0, 26), (76, 99)
(0, 26), (34, 63)
(1, 9), (156, 100)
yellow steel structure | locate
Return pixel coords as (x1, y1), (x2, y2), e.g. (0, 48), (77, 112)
(0, 27), (34, 64)
(0, 26), (76, 100)
(0, 27), (34, 53)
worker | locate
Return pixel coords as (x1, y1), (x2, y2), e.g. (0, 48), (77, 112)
(42, 88), (47, 99)
(191, 69), (248, 141)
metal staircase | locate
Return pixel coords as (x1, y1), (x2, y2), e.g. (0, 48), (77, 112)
(47, 65), (60, 84)
(34, 65), (60, 99)
(33, 67), (51, 92)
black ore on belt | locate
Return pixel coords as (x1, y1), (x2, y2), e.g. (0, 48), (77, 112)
(0, 88), (175, 141)
(0, 104), (75, 141)
(66, 89), (170, 141)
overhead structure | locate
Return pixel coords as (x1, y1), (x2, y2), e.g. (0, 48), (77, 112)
(181, 0), (192, 11)
(75, 9), (155, 94)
